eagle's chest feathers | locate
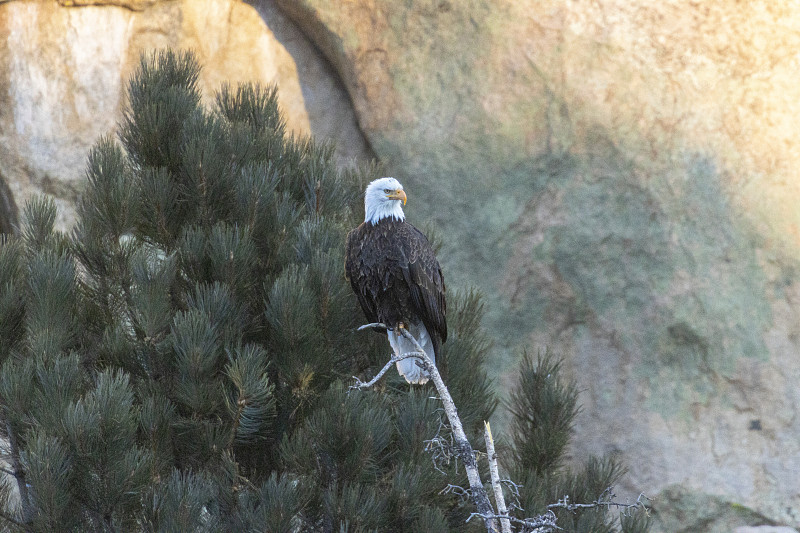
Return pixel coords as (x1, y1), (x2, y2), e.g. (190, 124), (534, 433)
(357, 220), (409, 294)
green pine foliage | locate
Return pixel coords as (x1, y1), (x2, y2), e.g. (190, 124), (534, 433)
(504, 351), (651, 532)
(0, 49), (648, 532)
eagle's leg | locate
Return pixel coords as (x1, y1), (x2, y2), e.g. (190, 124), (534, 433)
(387, 322), (431, 384)
(386, 321), (406, 333)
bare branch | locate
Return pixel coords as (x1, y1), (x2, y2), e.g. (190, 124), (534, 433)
(500, 479), (525, 514)
(547, 488), (651, 515)
(423, 418), (454, 475)
(357, 322), (386, 331)
(484, 422), (511, 533)
(440, 483), (471, 500)
(468, 510), (559, 532)
(356, 324), (500, 532)
(350, 358), (394, 390)
(349, 350), (429, 391)
(395, 326), (499, 532)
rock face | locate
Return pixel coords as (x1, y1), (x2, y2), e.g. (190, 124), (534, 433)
(650, 485), (792, 533)
(3, 0), (800, 529)
(733, 526), (797, 533)
(275, 0), (800, 528)
(0, 0), (372, 228)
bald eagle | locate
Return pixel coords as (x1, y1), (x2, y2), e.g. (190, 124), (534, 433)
(345, 177), (447, 384)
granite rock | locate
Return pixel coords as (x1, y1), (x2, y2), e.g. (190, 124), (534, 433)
(0, 0), (371, 228)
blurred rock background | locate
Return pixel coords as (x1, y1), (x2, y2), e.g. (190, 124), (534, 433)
(1, 1), (799, 530)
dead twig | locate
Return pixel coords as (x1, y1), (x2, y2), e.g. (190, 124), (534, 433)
(423, 417), (454, 475)
(349, 350), (422, 391)
(547, 488), (651, 516)
(467, 510), (559, 532)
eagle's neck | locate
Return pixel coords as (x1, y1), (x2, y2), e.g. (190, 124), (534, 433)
(365, 200), (405, 225)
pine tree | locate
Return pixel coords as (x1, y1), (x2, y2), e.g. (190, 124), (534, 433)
(0, 50), (648, 532)
(499, 351), (652, 532)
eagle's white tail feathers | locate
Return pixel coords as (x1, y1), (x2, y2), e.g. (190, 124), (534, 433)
(388, 322), (434, 385)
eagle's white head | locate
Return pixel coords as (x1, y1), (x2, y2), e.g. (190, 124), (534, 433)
(364, 177), (406, 224)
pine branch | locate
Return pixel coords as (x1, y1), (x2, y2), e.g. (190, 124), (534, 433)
(355, 322), (500, 532)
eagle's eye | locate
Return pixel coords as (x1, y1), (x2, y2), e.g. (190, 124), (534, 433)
(383, 188), (392, 194)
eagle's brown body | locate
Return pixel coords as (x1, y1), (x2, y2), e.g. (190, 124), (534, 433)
(345, 218), (447, 369)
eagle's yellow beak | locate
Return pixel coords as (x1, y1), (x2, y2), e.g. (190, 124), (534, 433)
(388, 189), (407, 205)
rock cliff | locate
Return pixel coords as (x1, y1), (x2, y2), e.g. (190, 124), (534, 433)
(275, 1), (800, 529)
(2, 0), (800, 529)
(0, 0), (372, 228)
